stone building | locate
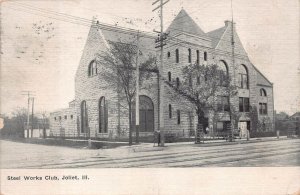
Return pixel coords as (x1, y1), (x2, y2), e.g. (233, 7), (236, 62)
(49, 9), (274, 139)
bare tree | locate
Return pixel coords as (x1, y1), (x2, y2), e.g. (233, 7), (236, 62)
(166, 63), (225, 142)
(97, 40), (157, 145)
(11, 107), (27, 138)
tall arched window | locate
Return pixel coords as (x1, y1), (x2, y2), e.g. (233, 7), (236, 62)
(196, 50), (199, 64)
(238, 65), (249, 89)
(88, 60), (98, 77)
(188, 75), (193, 87)
(168, 72), (172, 82)
(176, 77), (180, 88)
(169, 104), (172, 118)
(176, 49), (179, 63)
(197, 76), (200, 84)
(204, 51), (207, 61)
(80, 101), (88, 133)
(177, 110), (181, 125)
(99, 97), (108, 133)
(188, 48), (191, 63)
(218, 60), (229, 86)
(260, 88), (267, 96)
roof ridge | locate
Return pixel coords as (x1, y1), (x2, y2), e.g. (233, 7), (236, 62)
(166, 9), (207, 37)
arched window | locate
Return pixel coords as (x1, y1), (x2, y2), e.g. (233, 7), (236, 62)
(169, 104), (172, 118)
(167, 51), (170, 58)
(218, 60), (229, 86)
(176, 77), (180, 88)
(99, 97), (108, 133)
(260, 88), (267, 96)
(168, 72), (172, 82)
(238, 65), (249, 89)
(80, 101), (88, 133)
(189, 76), (192, 87)
(188, 48), (191, 63)
(88, 60), (98, 77)
(196, 50), (199, 64)
(176, 49), (179, 63)
(196, 76), (200, 84)
(204, 51), (207, 61)
(177, 110), (181, 125)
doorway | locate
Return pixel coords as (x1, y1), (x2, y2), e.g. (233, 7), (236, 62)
(132, 95), (154, 132)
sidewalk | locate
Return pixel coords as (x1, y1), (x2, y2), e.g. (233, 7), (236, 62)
(109, 136), (292, 153)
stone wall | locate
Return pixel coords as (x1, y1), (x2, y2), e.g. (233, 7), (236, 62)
(49, 20), (275, 139)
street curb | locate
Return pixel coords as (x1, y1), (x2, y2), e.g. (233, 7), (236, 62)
(193, 137), (296, 147)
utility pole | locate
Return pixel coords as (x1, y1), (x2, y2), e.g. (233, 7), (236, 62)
(152, 0), (169, 147)
(21, 91), (35, 138)
(31, 97), (34, 138)
(229, 0), (235, 142)
(135, 30), (140, 144)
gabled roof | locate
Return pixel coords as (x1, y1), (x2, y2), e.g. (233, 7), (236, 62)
(252, 64), (273, 87)
(206, 21), (248, 56)
(99, 27), (157, 62)
(166, 9), (207, 38)
(290, 112), (300, 118)
(206, 26), (227, 48)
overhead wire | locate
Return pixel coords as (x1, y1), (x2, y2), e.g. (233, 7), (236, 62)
(6, 2), (247, 58)
(12, 1), (232, 44)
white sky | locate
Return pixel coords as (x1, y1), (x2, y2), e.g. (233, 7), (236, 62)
(0, 0), (299, 116)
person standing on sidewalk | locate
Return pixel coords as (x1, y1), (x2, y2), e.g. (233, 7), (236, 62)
(154, 130), (160, 146)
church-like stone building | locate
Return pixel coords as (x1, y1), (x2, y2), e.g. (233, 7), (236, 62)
(49, 9), (274, 139)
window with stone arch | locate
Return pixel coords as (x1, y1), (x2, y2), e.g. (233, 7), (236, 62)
(99, 96), (108, 133)
(188, 48), (191, 63)
(80, 100), (88, 133)
(238, 64), (249, 89)
(176, 77), (180, 88)
(260, 88), (267, 96)
(88, 60), (98, 77)
(204, 51), (207, 61)
(175, 49), (179, 63)
(177, 110), (181, 125)
(218, 60), (229, 86)
(168, 72), (172, 82)
(169, 104), (172, 118)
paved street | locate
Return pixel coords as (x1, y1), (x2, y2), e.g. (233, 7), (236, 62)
(1, 139), (300, 168)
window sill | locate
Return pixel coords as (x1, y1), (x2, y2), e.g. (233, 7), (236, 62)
(88, 74), (98, 78)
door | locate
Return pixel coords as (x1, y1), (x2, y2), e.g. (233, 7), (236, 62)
(238, 122), (248, 138)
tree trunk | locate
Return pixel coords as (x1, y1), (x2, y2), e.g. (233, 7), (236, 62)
(27, 125), (29, 138)
(196, 107), (205, 142)
(198, 109), (205, 130)
(128, 102), (133, 145)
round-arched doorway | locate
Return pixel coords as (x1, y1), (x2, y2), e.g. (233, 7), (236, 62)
(132, 95), (154, 132)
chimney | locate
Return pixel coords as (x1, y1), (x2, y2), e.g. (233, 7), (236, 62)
(224, 20), (236, 27)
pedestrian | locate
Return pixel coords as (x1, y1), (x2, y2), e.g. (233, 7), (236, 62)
(154, 130), (160, 146)
(206, 126), (209, 136)
(157, 130), (161, 146)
